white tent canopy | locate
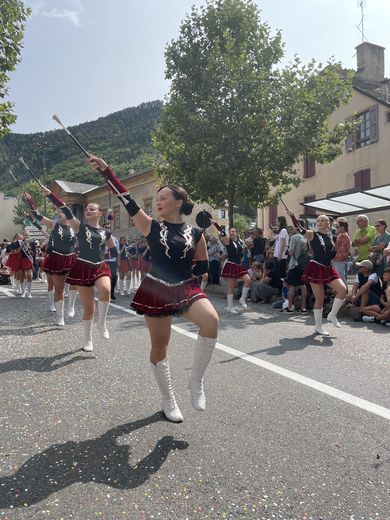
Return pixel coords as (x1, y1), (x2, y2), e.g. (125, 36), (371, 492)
(302, 185), (390, 216)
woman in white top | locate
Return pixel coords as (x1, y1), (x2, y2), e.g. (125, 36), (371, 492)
(273, 216), (289, 279)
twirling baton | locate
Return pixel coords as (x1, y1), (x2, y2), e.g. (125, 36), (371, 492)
(52, 114), (123, 196)
(19, 157), (45, 189)
(280, 197), (289, 212)
(52, 114), (90, 157)
(9, 170), (24, 192)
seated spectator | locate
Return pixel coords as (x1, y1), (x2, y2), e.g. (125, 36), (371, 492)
(248, 261), (263, 282)
(250, 260), (282, 303)
(345, 259), (382, 310)
(361, 267), (390, 324)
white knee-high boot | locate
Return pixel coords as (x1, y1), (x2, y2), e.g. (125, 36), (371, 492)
(67, 290), (77, 317)
(48, 290), (56, 312)
(239, 287), (250, 308)
(97, 301), (110, 339)
(200, 279), (207, 291)
(82, 319), (93, 352)
(190, 336), (216, 411)
(226, 294), (238, 314)
(119, 278), (124, 296)
(64, 283), (69, 298)
(327, 298), (344, 328)
(314, 308), (329, 336)
(20, 281), (26, 297)
(151, 358), (183, 422)
(55, 300), (65, 326)
(26, 281), (32, 299)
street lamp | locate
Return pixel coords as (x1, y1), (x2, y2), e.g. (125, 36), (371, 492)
(37, 140), (53, 214)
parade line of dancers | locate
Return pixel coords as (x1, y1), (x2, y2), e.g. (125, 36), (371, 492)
(3, 153), (347, 422)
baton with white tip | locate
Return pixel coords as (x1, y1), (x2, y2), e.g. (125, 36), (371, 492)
(19, 157), (45, 189)
(9, 170), (24, 191)
(52, 114), (90, 157)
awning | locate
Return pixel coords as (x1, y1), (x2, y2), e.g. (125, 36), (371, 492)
(302, 184), (390, 216)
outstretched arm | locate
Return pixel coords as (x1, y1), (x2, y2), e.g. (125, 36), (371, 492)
(87, 155), (152, 237)
(40, 186), (81, 234)
(287, 210), (313, 241)
(23, 192), (56, 231)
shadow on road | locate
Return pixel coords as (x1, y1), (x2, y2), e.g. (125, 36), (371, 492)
(0, 349), (94, 374)
(0, 412), (188, 509)
(219, 334), (333, 362)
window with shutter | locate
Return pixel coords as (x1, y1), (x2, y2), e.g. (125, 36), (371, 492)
(354, 169), (371, 190)
(303, 159), (316, 178)
(304, 195), (316, 216)
(369, 104), (378, 143)
(269, 205), (278, 227)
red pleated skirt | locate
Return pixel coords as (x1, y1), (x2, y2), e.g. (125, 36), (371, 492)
(19, 256), (33, 270)
(139, 258), (151, 273)
(130, 275), (207, 316)
(221, 261), (248, 279)
(129, 258), (140, 270)
(119, 259), (131, 273)
(5, 254), (18, 271)
(43, 252), (76, 275)
(302, 260), (340, 285)
(65, 259), (111, 287)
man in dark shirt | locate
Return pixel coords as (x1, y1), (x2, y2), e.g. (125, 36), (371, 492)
(252, 228), (266, 264)
(250, 260), (282, 302)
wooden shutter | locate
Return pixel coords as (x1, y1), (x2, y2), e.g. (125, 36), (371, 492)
(304, 195), (316, 216)
(369, 104), (378, 143)
(269, 205), (278, 227)
(304, 159), (316, 178)
(354, 169), (371, 190)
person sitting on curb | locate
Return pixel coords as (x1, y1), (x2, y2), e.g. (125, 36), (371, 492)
(250, 260), (282, 303)
(360, 267), (390, 325)
(344, 259), (382, 316)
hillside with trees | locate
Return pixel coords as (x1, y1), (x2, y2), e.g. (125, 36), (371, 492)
(0, 100), (162, 194)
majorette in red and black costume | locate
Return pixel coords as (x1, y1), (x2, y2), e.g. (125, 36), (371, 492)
(288, 211), (346, 336)
(87, 154), (218, 423)
(65, 224), (112, 287)
(220, 238), (248, 279)
(8, 235), (34, 297)
(24, 190), (79, 320)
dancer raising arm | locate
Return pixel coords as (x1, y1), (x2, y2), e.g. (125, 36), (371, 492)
(287, 210), (346, 335)
(23, 191), (78, 325)
(88, 154), (219, 423)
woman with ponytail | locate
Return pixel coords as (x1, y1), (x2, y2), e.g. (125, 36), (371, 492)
(87, 154), (219, 423)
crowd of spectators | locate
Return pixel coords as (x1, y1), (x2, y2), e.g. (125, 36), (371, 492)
(204, 214), (390, 327)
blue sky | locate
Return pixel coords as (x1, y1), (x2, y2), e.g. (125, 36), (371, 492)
(7, 0), (390, 134)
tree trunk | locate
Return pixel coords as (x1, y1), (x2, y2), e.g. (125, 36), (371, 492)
(228, 197), (235, 228)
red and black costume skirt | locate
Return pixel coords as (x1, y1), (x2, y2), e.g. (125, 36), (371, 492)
(302, 260), (340, 285)
(129, 258), (140, 271)
(130, 274), (207, 316)
(5, 254), (18, 272)
(65, 258), (111, 287)
(221, 261), (248, 279)
(19, 255), (33, 271)
(42, 252), (76, 275)
(119, 259), (132, 273)
(139, 258), (151, 273)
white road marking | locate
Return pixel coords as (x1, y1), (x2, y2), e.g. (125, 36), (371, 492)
(0, 287), (16, 298)
(108, 299), (390, 422)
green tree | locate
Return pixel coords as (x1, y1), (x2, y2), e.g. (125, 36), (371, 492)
(153, 0), (356, 227)
(232, 213), (251, 236)
(0, 0), (30, 137)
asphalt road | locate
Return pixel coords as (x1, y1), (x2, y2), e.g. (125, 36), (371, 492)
(0, 282), (389, 520)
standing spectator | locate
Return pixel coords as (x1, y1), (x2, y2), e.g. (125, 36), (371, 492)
(252, 228), (266, 264)
(352, 215), (376, 261)
(368, 219), (390, 277)
(273, 216), (289, 279)
(286, 219), (308, 312)
(332, 219), (351, 287)
(207, 236), (223, 285)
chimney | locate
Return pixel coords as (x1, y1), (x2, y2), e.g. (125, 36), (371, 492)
(355, 42), (385, 83)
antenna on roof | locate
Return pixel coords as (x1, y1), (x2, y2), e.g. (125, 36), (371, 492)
(357, 0), (367, 43)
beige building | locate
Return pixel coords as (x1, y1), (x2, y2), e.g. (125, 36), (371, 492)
(0, 192), (23, 240)
(50, 168), (229, 236)
(258, 42), (390, 235)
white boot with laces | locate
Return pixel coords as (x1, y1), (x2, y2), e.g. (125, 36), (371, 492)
(189, 335), (216, 411)
(151, 358), (183, 423)
(97, 301), (110, 339)
(314, 308), (329, 336)
(82, 319), (93, 352)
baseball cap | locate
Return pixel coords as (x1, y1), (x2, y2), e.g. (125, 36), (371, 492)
(356, 259), (373, 270)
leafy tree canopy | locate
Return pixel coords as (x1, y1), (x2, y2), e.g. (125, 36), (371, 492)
(0, 0), (30, 137)
(153, 0), (356, 226)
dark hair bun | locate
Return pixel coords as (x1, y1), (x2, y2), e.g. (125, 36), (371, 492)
(181, 200), (194, 215)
